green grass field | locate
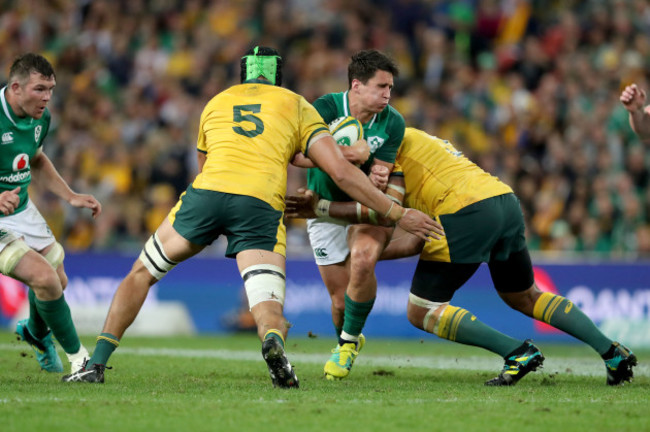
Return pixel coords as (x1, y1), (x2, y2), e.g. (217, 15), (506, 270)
(1, 330), (648, 432)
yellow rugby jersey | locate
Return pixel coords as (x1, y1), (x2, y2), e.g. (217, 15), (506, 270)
(193, 80), (329, 211)
(394, 128), (513, 216)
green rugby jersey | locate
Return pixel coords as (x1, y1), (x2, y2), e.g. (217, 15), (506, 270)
(0, 86), (50, 216)
(307, 91), (405, 202)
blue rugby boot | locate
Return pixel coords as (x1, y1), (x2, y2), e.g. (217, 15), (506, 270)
(603, 342), (637, 386)
(15, 319), (63, 373)
(485, 339), (544, 386)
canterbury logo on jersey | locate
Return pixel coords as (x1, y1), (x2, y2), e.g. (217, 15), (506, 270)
(367, 136), (385, 153)
(1, 132), (13, 144)
(35, 125), (42, 142)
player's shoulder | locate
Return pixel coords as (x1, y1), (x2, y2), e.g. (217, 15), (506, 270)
(383, 104), (405, 125)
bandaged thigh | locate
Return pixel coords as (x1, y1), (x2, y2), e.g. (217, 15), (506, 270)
(138, 232), (178, 280)
(241, 264), (286, 308)
(43, 242), (65, 269)
(409, 293), (449, 334)
(0, 238), (30, 275)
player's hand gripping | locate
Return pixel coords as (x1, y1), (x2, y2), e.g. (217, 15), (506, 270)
(393, 207), (444, 242)
(0, 187), (21, 216)
(369, 164), (390, 191)
(285, 188), (318, 219)
(620, 84), (647, 113)
(348, 139), (370, 165)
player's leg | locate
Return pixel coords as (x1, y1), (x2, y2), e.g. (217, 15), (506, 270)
(324, 225), (391, 380)
(406, 259), (543, 386)
(62, 216), (204, 383)
(491, 248), (637, 385)
(236, 249), (298, 388)
(317, 262), (349, 335)
(37, 241), (90, 372)
(3, 238), (65, 372)
(306, 218), (351, 335)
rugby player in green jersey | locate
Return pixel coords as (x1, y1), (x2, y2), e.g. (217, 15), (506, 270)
(63, 47), (440, 387)
(288, 128), (637, 386)
(293, 50), (407, 380)
(0, 53), (101, 373)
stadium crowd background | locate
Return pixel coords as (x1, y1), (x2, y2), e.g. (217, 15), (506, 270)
(2, 0), (650, 259)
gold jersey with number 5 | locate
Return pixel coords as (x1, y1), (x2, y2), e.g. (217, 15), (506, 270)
(193, 80), (329, 211)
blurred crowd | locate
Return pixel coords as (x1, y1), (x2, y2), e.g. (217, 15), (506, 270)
(2, 0), (650, 259)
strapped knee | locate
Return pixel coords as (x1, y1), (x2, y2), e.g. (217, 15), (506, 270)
(241, 264), (286, 309)
(138, 232), (178, 280)
(0, 239), (30, 275)
(44, 242), (65, 269)
(409, 293), (449, 334)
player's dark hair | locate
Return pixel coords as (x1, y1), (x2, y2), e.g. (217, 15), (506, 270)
(9, 53), (56, 85)
(240, 46), (283, 86)
(348, 50), (398, 88)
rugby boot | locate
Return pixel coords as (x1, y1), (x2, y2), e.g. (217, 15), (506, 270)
(603, 342), (637, 386)
(15, 319), (63, 372)
(61, 360), (108, 383)
(485, 339), (544, 386)
(262, 337), (299, 389)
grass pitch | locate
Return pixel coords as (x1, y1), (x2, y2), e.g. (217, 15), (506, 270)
(1, 330), (648, 432)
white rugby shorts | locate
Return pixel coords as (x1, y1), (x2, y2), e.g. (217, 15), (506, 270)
(0, 200), (55, 253)
(306, 217), (350, 265)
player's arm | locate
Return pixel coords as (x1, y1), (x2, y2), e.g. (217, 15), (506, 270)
(620, 83), (650, 142)
(287, 174), (407, 227)
(291, 139), (369, 168)
(379, 225), (425, 260)
(30, 150), (102, 217)
(306, 134), (440, 240)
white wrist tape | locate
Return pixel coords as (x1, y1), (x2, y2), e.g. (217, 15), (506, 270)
(315, 199), (331, 217)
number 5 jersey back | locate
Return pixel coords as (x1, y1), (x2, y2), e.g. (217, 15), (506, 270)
(192, 80), (328, 211)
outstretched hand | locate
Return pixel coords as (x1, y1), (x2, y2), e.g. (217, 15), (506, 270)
(0, 187), (21, 216)
(69, 193), (102, 218)
(285, 188), (317, 219)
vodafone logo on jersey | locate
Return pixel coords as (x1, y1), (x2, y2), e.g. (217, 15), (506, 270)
(0, 153), (31, 183)
(12, 153), (29, 171)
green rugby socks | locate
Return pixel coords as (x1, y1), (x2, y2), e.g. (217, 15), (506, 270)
(33, 294), (80, 354)
(533, 292), (612, 355)
(27, 289), (49, 339)
(433, 305), (521, 357)
(88, 333), (120, 368)
(340, 294), (374, 345)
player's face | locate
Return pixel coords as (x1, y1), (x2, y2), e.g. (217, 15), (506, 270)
(353, 70), (394, 114)
(12, 72), (56, 120)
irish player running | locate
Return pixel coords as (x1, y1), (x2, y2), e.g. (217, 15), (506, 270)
(0, 53), (101, 374)
(296, 50), (407, 380)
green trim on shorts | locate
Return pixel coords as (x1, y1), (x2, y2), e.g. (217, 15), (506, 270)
(171, 185), (284, 257)
(439, 193), (526, 263)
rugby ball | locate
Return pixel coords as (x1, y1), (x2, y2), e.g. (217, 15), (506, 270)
(328, 116), (363, 147)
